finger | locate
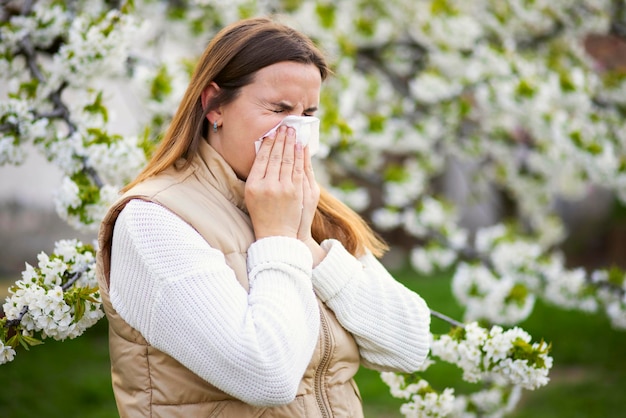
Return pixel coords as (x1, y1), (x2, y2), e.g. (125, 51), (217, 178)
(248, 128), (277, 180)
(302, 146), (319, 213)
(292, 141), (305, 183)
(303, 145), (316, 185)
(265, 126), (288, 178)
(280, 127), (297, 180)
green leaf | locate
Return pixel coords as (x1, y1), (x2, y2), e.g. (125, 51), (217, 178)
(510, 337), (551, 368)
(316, 3), (336, 28)
(516, 79), (535, 98)
(280, 0), (303, 13)
(448, 325), (466, 342)
(606, 266), (626, 287)
(18, 79), (39, 99)
(559, 72), (576, 92)
(121, 0), (135, 14)
(83, 91), (109, 123)
(384, 164), (409, 183)
(74, 300), (85, 323)
(6, 334), (20, 349)
(355, 18), (375, 37)
(505, 283), (529, 307)
(20, 334), (44, 347)
(368, 113), (386, 133)
(431, 0), (456, 16)
(150, 65), (173, 103)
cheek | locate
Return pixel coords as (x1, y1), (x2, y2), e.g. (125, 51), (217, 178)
(223, 116), (283, 178)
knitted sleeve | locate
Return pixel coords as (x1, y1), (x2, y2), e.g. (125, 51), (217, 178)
(109, 199), (320, 407)
(311, 239), (431, 373)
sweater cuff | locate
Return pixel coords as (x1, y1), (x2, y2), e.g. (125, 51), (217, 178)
(311, 239), (362, 302)
(247, 236), (312, 274)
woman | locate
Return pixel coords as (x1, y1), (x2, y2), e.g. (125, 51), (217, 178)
(96, 16), (430, 417)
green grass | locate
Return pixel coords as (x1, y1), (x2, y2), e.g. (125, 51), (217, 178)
(0, 319), (117, 418)
(1, 267), (625, 417)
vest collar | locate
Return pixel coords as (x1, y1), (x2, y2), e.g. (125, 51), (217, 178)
(194, 139), (248, 212)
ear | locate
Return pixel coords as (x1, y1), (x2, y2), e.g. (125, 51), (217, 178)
(201, 82), (222, 123)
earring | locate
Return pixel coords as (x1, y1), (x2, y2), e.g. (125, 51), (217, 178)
(213, 121), (218, 133)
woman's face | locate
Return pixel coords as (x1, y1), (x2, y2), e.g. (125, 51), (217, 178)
(208, 61), (322, 180)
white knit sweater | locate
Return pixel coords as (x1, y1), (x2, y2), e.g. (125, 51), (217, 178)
(110, 199), (430, 406)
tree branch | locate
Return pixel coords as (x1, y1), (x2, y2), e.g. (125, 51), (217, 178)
(61, 266), (89, 292)
(4, 306), (28, 329)
(17, 35), (45, 82)
(83, 163), (104, 189)
(430, 309), (466, 328)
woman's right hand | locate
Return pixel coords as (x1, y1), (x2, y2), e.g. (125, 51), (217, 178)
(245, 126), (305, 240)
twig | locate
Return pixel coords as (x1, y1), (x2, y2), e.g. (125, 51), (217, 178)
(17, 36), (44, 82)
(82, 163), (104, 189)
(430, 309), (466, 328)
(5, 306), (28, 329)
(61, 266), (88, 291)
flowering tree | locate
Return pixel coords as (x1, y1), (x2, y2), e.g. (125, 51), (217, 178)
(2, 0), (625, 416)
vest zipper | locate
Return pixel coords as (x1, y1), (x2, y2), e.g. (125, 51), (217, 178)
(314, 307), (333, 418)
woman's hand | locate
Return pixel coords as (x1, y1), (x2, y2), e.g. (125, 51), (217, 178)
(297, 146), (326, 266)
(245, 125), (326, 265)
(246, 126), (304, 239)
(297, 145), (320, 241)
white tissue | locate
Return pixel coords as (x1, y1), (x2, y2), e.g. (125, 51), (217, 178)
(254, 115), (320, 156)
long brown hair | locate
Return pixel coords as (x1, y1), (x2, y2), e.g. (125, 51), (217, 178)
(124, 17), (387, 258)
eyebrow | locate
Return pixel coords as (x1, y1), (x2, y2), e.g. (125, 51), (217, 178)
(272, 101), (318, 114)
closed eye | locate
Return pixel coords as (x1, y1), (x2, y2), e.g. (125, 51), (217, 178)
(269, 101), (318, 116)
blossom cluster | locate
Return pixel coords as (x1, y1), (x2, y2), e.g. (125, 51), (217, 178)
(0, 1), (143, 232)
(380, 321), (549, 417)
(450, 223), (625, 328)
(431, 323), (552, 390)
(383, 373), (522, 418)
(0, 240), (104, 365)
(381, 372), (456, 418)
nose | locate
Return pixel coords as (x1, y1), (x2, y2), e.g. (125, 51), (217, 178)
(288, 104), (306, 117)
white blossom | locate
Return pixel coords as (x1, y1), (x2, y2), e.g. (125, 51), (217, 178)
(409, 72), (463, 104)
(372, 207), (402, 231)
(329, 186), (370, 212)
(86, 136), (147, 186)
(54, 176), (82, 214)
(0, 341), (16, 364)
(2, 239), (104, 347)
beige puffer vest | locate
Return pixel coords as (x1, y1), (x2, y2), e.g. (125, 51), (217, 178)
(96, 140), (364, 417)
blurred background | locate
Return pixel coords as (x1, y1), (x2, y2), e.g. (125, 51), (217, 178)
(2, 1), (626, 417)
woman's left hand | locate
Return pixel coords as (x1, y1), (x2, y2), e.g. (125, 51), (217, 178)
(297, 146), (325, 265)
